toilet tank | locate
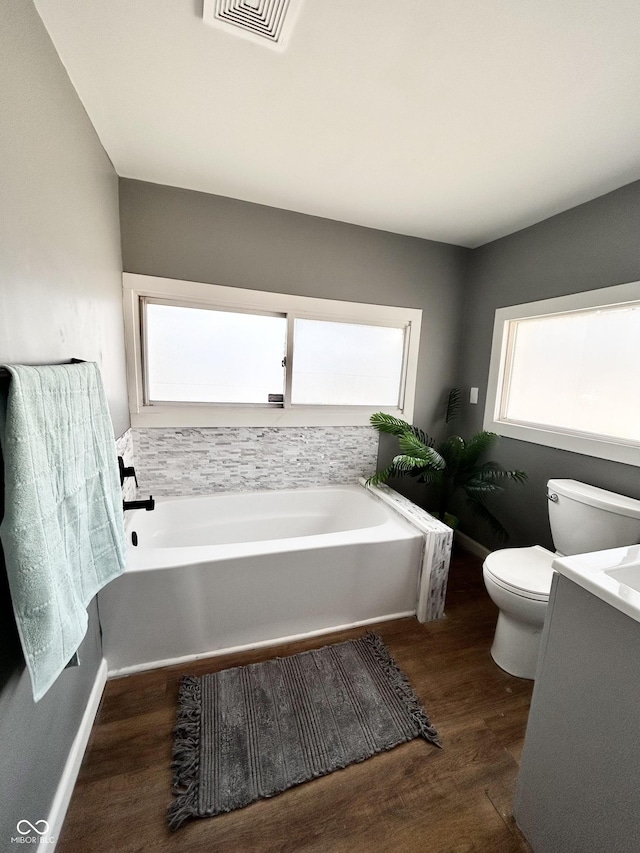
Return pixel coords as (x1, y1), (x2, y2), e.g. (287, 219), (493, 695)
(548, 479), (640, 556)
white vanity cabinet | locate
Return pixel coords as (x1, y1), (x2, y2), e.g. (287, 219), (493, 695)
(514, 571), (640, 852)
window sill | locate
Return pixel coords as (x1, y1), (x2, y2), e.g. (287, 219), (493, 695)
(484, 418), (640, 467)
(130, 404), (399, 428)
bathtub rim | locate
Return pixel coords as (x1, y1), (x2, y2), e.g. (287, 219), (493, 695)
(123, 483), (423, 571)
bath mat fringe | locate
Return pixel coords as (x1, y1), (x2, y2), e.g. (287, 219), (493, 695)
(360, 632), (442, 747)
(168, 633), (441, 830)
(168, 676), (202, 831)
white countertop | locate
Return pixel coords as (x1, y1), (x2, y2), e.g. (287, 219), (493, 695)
(552, 544), (640, 625)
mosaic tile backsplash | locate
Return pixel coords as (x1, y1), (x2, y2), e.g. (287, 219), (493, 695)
(362, 479), (453, 621)
(115, 428), (136, 503)
(132, 426), (379, 496)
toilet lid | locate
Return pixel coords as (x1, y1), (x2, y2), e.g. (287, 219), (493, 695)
(484, 545), (556, 596)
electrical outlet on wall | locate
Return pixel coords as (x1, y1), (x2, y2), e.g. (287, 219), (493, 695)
(470, 387), (479, 404)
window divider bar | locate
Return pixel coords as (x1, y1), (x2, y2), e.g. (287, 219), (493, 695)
(140, 296), (151, 407)
(283, 313), (295, 408)
(396, 322), (411, 411)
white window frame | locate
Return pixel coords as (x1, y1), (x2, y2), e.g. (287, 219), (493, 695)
(484, 280), (640, 467)
(123, 273), (422, 427)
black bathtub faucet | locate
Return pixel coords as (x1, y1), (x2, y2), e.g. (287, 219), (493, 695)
(123, 497), (155, 512)
(118, 456), (154, 511)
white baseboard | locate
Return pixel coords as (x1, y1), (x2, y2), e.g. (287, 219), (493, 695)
(455, 530), (491, 560)
(47, 658), (107, 850)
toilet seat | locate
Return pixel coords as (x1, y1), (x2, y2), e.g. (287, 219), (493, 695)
(484, 545), (556, 601)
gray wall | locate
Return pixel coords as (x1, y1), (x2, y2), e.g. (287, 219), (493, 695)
(0, 0), (128, 843)
(457, 180), (640, 550)
(119, 179), (469, 440)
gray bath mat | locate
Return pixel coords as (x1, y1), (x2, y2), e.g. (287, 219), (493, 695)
(168, 632), (441, 830)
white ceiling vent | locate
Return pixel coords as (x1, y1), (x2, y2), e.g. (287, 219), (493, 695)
(203, 0), (302, 51)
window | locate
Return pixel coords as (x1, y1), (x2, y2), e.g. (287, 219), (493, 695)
(124, 274), (422, 427)
(145, 302), (287, 404)
(484, 280), (640, 467)
(290, 319), (406, 407)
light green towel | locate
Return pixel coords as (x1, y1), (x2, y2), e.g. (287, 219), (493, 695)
(0, 363), (125, 702)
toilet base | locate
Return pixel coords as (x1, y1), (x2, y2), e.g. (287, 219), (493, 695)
(490, 610), (544, 680)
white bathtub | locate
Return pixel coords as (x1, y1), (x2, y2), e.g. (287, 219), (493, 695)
(99, 485), (424, 675)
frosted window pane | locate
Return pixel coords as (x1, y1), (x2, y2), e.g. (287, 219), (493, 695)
(291, 319), (405, 406)
(504, 304), (640, 441)
(146, 303), (286, 403)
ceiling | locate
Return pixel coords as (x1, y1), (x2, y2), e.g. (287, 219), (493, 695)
(34, 0), (640, 248)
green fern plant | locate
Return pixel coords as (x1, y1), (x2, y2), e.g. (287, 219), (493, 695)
(368, 389), (527, 541)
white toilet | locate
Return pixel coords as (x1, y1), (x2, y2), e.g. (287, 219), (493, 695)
(483, 479), (640, 679)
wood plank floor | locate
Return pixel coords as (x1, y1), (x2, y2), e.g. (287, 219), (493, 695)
(58, 549), (534, 852)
